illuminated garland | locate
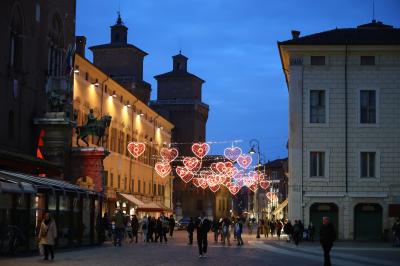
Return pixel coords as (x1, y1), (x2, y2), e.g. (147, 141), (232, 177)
(127, 142), (146, 158)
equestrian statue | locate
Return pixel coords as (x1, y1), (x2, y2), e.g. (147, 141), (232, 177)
(76, 109), (112, 147)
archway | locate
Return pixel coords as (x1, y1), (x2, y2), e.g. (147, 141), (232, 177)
(354, 203), (382, 240)
(309, 203), (338, 240)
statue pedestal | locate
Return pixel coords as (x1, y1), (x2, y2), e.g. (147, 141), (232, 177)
(70, 147), (108, 192)
(34, 112), (74, 169)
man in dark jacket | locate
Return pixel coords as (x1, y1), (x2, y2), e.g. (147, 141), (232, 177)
(187, 217), (195, 245)
(320, 217), (336, 266)
(169, 215), (176, 238)
(196, 212), (211, 258)
(130, 215), (139, 243)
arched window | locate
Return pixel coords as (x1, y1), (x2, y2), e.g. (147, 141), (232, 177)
(9, 5), (24, 71)
(48, 14), (64, 76)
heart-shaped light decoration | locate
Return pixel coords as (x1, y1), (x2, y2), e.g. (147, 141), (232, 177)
(259, 179), (270, 190)
(210, 163), (219, 175)
(206, 175), (219, 187)
(127, 142), (146, 158)
(266, 192), (278, 202)
(198, 178), (208, 189)
(183, 157), (200, 171)
(226, 167), (239, 178)
(243, 176), (256, 188)
(215, 174), (227, 185)
(249, 171), (264, 183)
(209, 184), (220, 193)
(160, 147), (179, 163)
(200, 170), (213, 180)
(224, 147), (242, 162)
(155, 162), (171, 178)
(176, 166), (194, 183)
(192, 178), (201, 187)
(248, 182), (258, 192)
(191, 142), (210, 159)
(228, 184), (241, 195)
(216, 161), (234, 175)
(237, 154), (252, 169)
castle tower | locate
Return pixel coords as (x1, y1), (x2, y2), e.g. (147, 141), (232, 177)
(150, 52), (210, 217)
(89, 13), (151, 103)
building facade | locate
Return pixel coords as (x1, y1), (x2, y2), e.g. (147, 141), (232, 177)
(0, 0), (76, 175)
(279, 20), (400, 240)
(73, 53), (174, 217)
(150, 53), (213, 218)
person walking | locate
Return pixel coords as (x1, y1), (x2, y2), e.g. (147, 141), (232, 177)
(102, 213), (111, 241)
(148, 216), (155, 242)
(283, 220), (293, 243)
(113, 209), (125, 247)
(270, 220), (276, 237)
(263, 219), (270, 238)
(235, 218), (244, 246)
(196, 212), (211, 258)
(320, 217), (336, 266)
(38, 212), (57, 261)
(308, 222), (315, 242)
(212, 218), (219, 243)
(142, 216), (149, 242)
(248, 219), (253, 235)
(276, 220), (283, 239)
(221, 217), (231, 246)
(161, 214), (169, 243)
(169, 215), (175, 238)
(155, 217), (164, 243)
(130, 215), (139, 243)
(187, 217), (195, 245)
(293, 220), (301, 246)
(392, 218), (400, 247)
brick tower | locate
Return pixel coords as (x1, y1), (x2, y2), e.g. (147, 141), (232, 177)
(150, 52), (210, 217)
(89, 13), (151, 103)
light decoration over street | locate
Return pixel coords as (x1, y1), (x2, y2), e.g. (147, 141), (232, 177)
(150, 141), (273, 195)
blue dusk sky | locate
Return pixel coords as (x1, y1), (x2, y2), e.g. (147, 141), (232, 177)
(76, 0), (400, 161)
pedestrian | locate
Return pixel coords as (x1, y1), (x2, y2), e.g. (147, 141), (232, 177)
(248, 219), (253, 235)
(142, 216), (149, 242)
(283, 220), (293, 242)
(293, 220), (301, 246)
(161, 214), (169, 243)
(155, 217), (164, 242)
(102, 213), (111, 241)
(263, 219), (270, 238)
(270, 220), (276, 237)
(308, 222), (315, 242)
(221, 217), (231, 246)
(169, 215), (175, 238)
(196, 212), (211, 258)
(235, 217), (244, 246)
(392, 218), (400, 247)
(113, 209), (125, 247)
(187, 217), (195, 245)
(212, 218), (219, 242)
(148, 216), (155, 242)
(38, 212), (57, 261)
(276, 220), (283, 239)
(131, 215), (139, 243)
(298, 220), (304, 242)
(320, 217), (336, 266)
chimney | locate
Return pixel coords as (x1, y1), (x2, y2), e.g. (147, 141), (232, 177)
(76, 36), (86, 57)
(291, 30), (300, 39)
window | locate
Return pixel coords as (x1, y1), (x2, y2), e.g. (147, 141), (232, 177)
(125, 134), (131, 157)
(360, 90), (376, 124)
(104, 171), (108, 187)
(110, 128), (117, 151)
(138, 180), (141, 193)
(310, 152), (325, 177)
(124, 177), (127, 191)
(110, 173), (114, 187)
(131, 179), (134, 192)
(10, 7), (23, 71)
(310, 90), (326, 123)
(271, 171), (278, 179)
(143, 182), (146, 194)
(311, 56), (325, 66)
(360, 152), (376, 178)
(117, 175), (121, 189)
(153, 184), (156, 196)
(35, 2), (40, 22)
(361, 56), (375, 66)
(117, 130), (124, 154)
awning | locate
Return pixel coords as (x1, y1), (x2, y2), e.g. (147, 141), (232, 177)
(118, 193), (164, 212)
(0, 169), (98, 196)
(0, 180), (36, 194)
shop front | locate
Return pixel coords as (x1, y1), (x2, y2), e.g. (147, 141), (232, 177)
(117, 193), (171, 218)
(0, 170), (103, 255)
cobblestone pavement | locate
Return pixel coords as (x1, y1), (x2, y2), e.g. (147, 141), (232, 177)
(1, 231), (399, 266)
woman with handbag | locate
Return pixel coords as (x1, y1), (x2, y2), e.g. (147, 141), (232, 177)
(38, 212), (57, 260)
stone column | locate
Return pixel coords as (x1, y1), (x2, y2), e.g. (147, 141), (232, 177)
(69, 147), (109, 192)
(34, 112), (74, 173)
(288, 57), (304, 222)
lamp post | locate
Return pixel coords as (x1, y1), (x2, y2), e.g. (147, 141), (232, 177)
(248, 139), (265, 222)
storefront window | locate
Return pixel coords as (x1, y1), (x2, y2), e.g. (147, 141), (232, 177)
(58, 195), (71, 247)
(72, 197), (81, 245)
(82, 198), (91, 244)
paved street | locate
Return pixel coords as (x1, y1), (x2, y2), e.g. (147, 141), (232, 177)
(1, 231), (399, 266)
